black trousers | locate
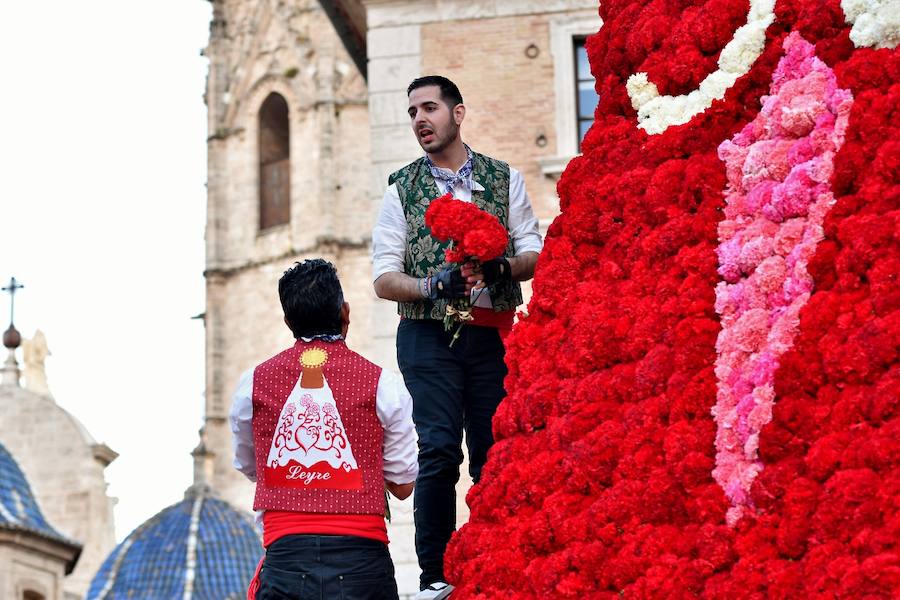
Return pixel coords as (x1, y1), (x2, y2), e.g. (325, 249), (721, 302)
(257, 535), (399, 600)
(396, 319), (508, 588)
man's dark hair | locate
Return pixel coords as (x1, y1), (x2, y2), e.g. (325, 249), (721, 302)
(278, 259), (344, 339)
(407, 75), (463, 107)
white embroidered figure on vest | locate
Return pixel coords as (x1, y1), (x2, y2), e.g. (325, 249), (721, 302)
(265, 348), (362, 490)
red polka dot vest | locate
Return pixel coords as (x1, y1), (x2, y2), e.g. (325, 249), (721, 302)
(251, 339), (385, 515)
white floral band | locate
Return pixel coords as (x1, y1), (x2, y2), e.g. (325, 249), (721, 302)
(625, 0), (777, 136)
(624, 0), (897, 136)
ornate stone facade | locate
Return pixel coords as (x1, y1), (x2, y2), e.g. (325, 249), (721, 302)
(0, 441), (81, 600)
(0, 337), (117, 599)
(0, 538), (78, 600)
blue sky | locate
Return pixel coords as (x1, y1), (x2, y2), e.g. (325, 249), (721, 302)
(0, 0), (213, 540)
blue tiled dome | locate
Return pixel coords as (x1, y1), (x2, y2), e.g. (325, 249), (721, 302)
(0, 441), (78, 551)
(87, 486), (262, 600)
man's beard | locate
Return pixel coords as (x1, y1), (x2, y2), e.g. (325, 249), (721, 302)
(421, 125), (459, 154)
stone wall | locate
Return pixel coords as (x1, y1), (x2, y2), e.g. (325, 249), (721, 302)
(0, 537), (72, 600)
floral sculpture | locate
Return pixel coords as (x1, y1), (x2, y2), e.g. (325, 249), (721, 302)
(446, 0), (898, 597)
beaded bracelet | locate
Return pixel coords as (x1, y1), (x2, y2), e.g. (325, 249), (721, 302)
(419, 276), (429, 299)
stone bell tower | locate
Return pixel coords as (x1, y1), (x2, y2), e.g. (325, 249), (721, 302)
(201, 0), (376, 510)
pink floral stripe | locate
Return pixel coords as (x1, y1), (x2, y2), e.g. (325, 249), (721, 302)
(712, 33), (853, 525)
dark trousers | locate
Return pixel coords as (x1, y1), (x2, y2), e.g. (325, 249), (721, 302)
(257, 535), (399, 600)
(396, 319), (508, 588)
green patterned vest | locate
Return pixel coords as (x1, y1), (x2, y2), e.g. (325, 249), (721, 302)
(389, 150), (524, 320)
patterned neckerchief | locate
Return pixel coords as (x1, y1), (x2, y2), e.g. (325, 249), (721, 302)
(426, 146), (474, 195)
(300, 334), (344, 343)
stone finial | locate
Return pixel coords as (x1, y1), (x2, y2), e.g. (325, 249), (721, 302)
(1, 325), (20, 387)
(3, 323), (21, 349)
(190, 427), (216, 491)
(22, 329), (51, 395)
(1, 346), (19, 387)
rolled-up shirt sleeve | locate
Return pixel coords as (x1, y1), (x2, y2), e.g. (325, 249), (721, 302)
(229, 369), (257, 483)
(508, 168), (543, 256)
(376, 370), (419, 485)
(372, 183), (408, 282)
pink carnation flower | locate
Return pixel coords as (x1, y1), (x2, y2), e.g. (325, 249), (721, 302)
(712, 33), (853, 523)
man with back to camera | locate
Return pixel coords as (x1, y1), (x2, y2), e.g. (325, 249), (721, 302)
(230, 259), (418, 599)
(372, 76), (543, 599)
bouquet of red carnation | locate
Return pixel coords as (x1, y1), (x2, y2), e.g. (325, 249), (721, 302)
(426, 193), (509, 263)
(425, 193), (510, 345)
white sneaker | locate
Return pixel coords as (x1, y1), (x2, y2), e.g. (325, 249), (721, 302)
(414, 581), (454, 600)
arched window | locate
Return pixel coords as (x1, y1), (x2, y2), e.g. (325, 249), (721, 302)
(23, 591), (45, 600)
(258, 93), (291, 230)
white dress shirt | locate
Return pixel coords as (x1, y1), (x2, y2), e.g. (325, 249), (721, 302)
(372, 165), (544, 304)
(229, 367), (419, 486)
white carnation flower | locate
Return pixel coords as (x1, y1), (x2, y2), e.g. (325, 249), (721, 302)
(626, 0), (776, 135)
(842, 0), (900, 49)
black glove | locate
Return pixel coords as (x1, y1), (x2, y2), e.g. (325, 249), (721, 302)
(430, 267), (467, 299)
(480, 257), (512, 286)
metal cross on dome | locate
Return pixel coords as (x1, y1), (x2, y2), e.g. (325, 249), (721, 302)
(2, 277), (24, 326)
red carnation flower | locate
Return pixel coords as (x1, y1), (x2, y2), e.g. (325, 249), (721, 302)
(424, 193), (509, 263)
